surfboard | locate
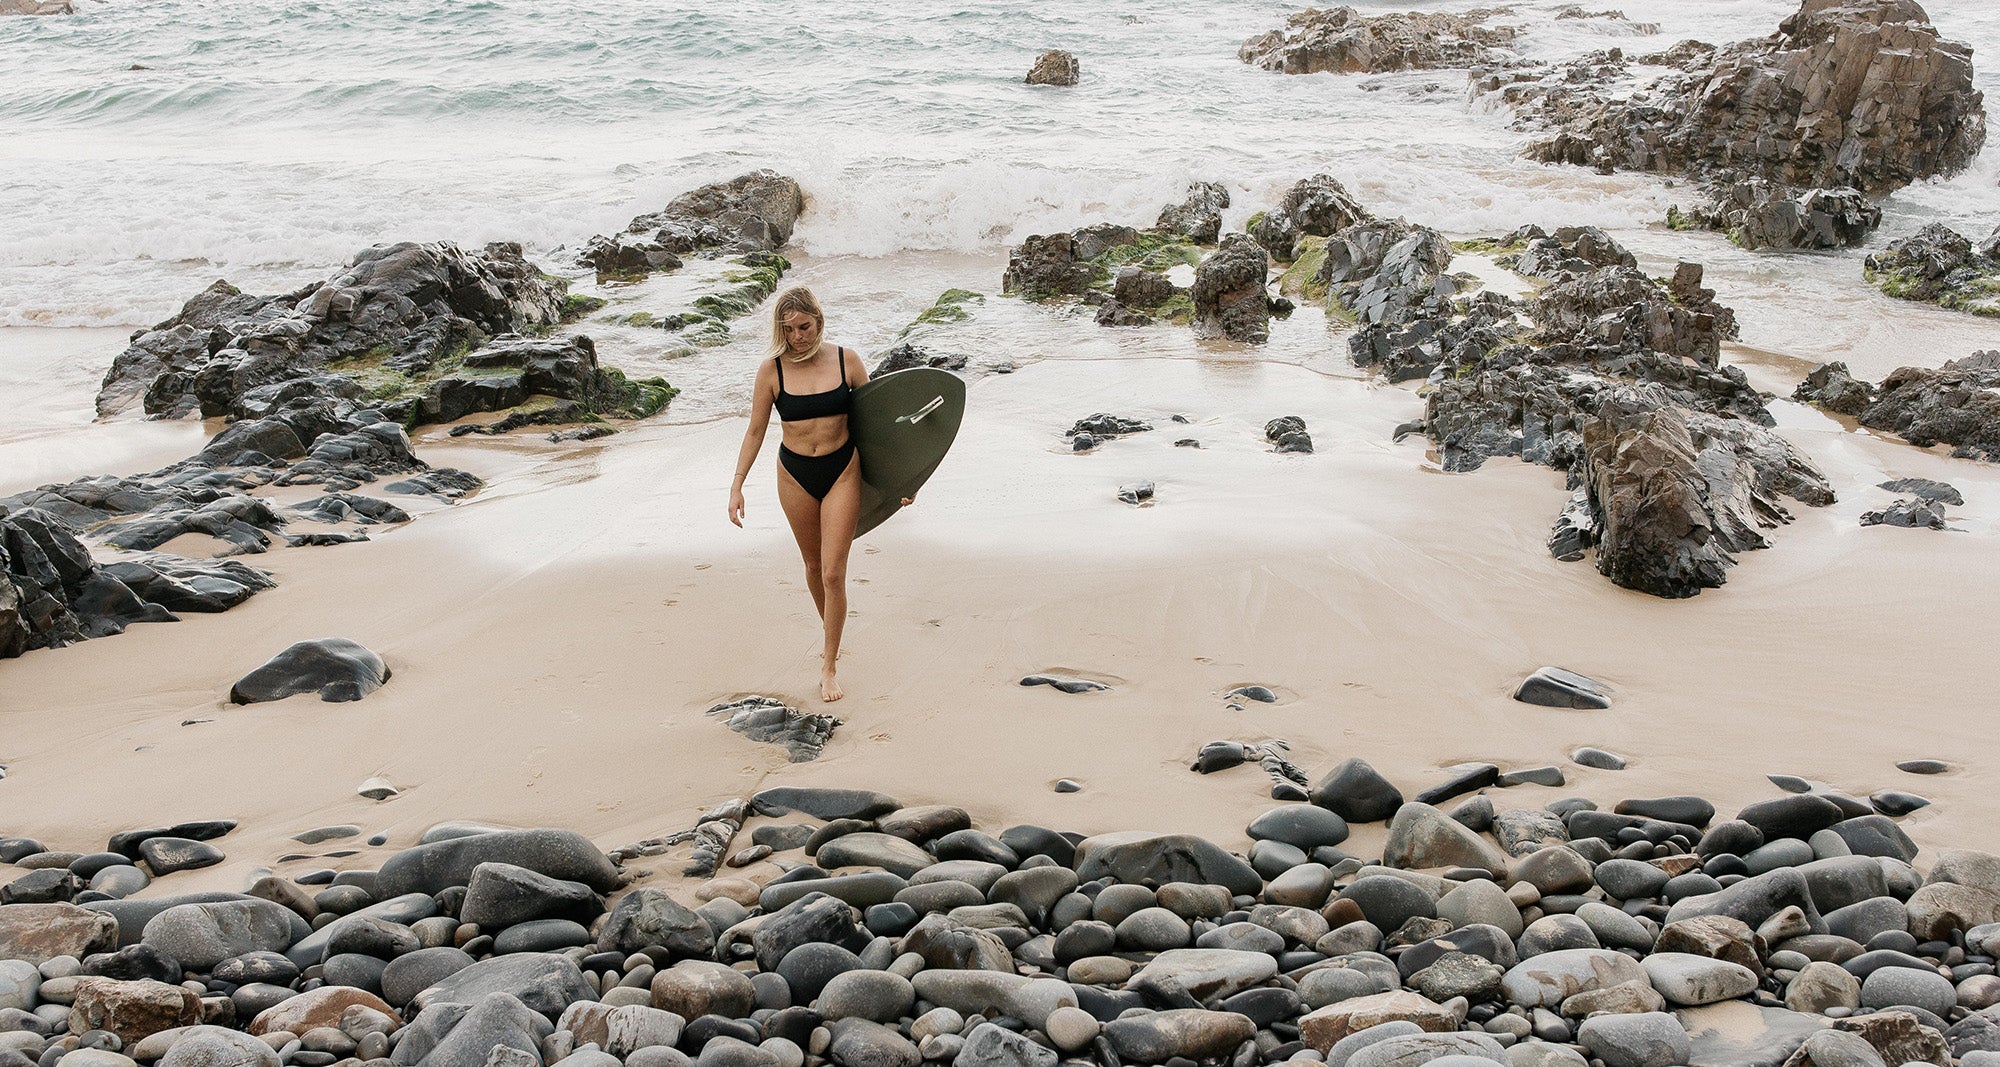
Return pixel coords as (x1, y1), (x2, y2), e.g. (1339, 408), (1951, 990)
(848, 367), (966, 537)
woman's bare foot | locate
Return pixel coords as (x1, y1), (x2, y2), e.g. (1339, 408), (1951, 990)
(820, 667), (844, 703)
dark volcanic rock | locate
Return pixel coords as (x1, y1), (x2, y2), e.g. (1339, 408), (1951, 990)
(706, 695), (839, 762)
(1003, 233), (1093, 300)
(1239, 6), (1517, 75)
(374, 828), (619, 898)
(1861, 497), (1948, 529)
(582, 170), (804, 276)
(1864, 223), (2000, 315)
(228, 638), (389, 704)
(1793, 361), (1877, 416)
(1191, 234), (1271, 343)
(1672, 181), (1881, 251)
(1514, 667), (1612, 709)
(1249, 174), (1370, 261)
(1074, 833), (1262, 896)
(1521, 0), (1987, 196)
(752, 787), (901, 821)
(1856, 350), (2000, 461)
(1310, 758), (1404, 824)
(1155, 182), (1229, 244)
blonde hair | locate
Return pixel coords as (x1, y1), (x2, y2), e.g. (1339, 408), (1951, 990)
(769, 286), (825, 360)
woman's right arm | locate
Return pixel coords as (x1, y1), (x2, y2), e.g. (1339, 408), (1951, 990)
(729, 360), (777, 527)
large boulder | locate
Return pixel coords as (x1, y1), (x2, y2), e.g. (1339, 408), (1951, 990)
(1073, 832), (1262, 896)
(0, 902), (119, 963)
(1523, 0), (1986, 196)
(408, 953), (593, 1020)
(586, 170), (804, 273)
(67, 978), (201, 1044)
(374, 829), (619, 898)
(141, 900), (302, 970)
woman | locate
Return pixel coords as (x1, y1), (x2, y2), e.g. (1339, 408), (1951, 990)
(729, 286), (898, 703)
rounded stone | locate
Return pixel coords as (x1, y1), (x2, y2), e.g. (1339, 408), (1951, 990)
(776, 943), (862, 1005)
(1248, 807), (1350, 852)
(814, 970), (913, 1024)
(1115, 908), (1192, 951)
(651, 961), (756, 1021)
(491, 919), (591, 955)
(1860, 965), (1955, 1016)
(378, 947), (474, 1007)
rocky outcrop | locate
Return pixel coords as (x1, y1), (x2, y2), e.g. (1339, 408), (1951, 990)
(1025, 50), (1079, 86)
(1239, 6), (1517, 75)
(0, 0), (73, 13)
(1325, 220), (1459, 382)
(0, 507), (273, 659)
(1155, 182), (1229, 245)
(1863, 222), (2000, 316)
(1670, 181), (1882, 251)
(1003, 233), (1096, 300)
(1860, 352), (2000, 461)
(1248, 174), (1370, 263)
(1519, 0), (1986, 196)
(1191, 235), (1272, 343)
(1791, 361), (1876, 416)
(581, 171), (803, 278)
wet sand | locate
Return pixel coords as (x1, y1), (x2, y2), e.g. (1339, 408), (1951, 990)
(4, 347), (1999, 892)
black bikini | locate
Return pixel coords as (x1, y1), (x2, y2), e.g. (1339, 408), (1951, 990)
(775, 348), (856, 501)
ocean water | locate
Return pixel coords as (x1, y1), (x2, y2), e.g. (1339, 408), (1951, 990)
(0, 0), (1995, 422)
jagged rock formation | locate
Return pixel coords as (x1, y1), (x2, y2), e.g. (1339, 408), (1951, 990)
(1668, 181), (1881, 251)
(1863, 223), (2000, 316)
(1191, 235), (1272, 344)
(579, 170), (804, 279)
(1799, 351), (2000, 462)
(1248, 174), (1370, 263)
(1239, 6), (1518, 74)
(1516, 0), (1985, 196)
(1155, 182), (1230, 245)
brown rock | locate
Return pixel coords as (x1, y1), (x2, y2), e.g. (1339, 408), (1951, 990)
(1831, 1010), (1949, 1066)
(1239, 6), (1517, 74)
(1656, 914), (1764, 972)
(1561, 980), (1667, 1016)
(1905, 881), (2000, 940)
(0, 902), (119, 964)
(247, 987), (400, 1037)
(1299, 991), (1456, 1049)
(68, 978), (201, 1044)
(1025, 50), (1079, 87)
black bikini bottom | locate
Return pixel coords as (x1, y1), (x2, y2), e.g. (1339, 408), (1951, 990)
(779, 440), (856, 501)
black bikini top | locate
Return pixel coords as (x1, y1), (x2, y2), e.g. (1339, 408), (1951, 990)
(774, 347), (852, 422)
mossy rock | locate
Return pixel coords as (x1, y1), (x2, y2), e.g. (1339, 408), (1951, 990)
(623, 311), (658, 329)
(1450, 236), (1530, 254)
(904, 288), (987, 333)
(558, 294), (606, 322)
(1156, 292), (1196, 326)
(1276, 236), (1330, 302)
(1091, 233), (1204, 279)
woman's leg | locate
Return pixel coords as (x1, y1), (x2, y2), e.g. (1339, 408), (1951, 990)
(814, 453), (864, 702)
(775, 463), (825, 619)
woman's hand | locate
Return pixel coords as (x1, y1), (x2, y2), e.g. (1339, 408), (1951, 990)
(729, 486), (746, 527)
(900, 491), (917, 507)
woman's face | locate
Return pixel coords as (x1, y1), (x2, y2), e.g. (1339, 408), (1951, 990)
(781, 311), (821, 354)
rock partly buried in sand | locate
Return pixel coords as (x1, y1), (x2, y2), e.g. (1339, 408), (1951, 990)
(1864, 222), (2000, 317)
(1024, 50), (1079, 86)
(1019, 674), (1109, 694)
(705, 695), (841, 763)
(581, 170), (804, 278)
(1515, 667), (1612, 709)
(1668, 180), (1881, 251)
(229, 638), (389, 704)
(1861, 497), (1948, 529)
(1521, 0), (1986, 196)
(1191, 234), (1271, 344)
(1189, 740), (1308, 801)
(1238, 6), (1517, 75)
(0, 508), (274, 660)
(1815, 350), (2000, 462)
(1116, 482), (1155, 505)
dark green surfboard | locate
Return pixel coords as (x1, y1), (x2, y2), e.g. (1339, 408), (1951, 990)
(849, 367), (966, 537)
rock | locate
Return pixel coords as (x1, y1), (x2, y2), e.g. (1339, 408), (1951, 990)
(1854, 350), (2000, 461)
(598, 888), (714, 958)
(1787, 961), (1862, 1014)
(379, 946), (474, 1007)
(1493, 810), (1569, 858)
(1501, 949), (1649, 1009)
(374, 829), (619, 898)
(1831, 1009), (1950, 1065)
(813, 834), (935, 878)
(1127, 949), (1278, 1003)
(1643, 952), (1760, 1006)
(953, 1022), (1054, 1067)
(1102, 1008), (1255, 1063)
(1860, 967), (1955, 1016)
(1514, 846), (1594, 896)
(1877, 479), (1962, 506)
(1240, 7), (1516, 75)
(650, 961), (756, 1021)
(1513, 668), (1611, 709)
(1412, 764), (1499, 807)
(1344, 1031), (1507, 1066)
(1337, 876), (1436, 933)
(155, 1025), (281, 1067)
(1861, 498), (1947, 529)
(1577, 1012), (1690, 1067)
(1667, 867), (1824, 934)
(1779, 1029), (1889, 1067)
(1410, 951), (1504, 1003)
(1675, 181), (1881, 252)
(1249, 806), (1350, 851)
(1572, 748), (1627, 770)
(897, 914), (1011, 973)
(1905, 882), (2000, 941)
(826, 1018), (918, 1067)
(1299, 991), (1456, 1049)
(1866, 225), (2000, 316)
(817, 970), (914, 1024)
(391, 990), (550, 1067)
(1597, 859), (1672, 901)
(1793, 362), (1878, 417)
(1311, 759), (1405, 823)
(1155, 183), (1229, 245)
(68, 979), (201, 1045)
(1002, 234), (1092, 301)
(557, 1003), (684, 1057)
(457, 862), (601, 931)
(1521, 0), (1986, 196)
(1043, 1006), (1098, 1053)
(1656, 915), (1762, 972)
(753, 788), (902, 822)
(583, 171), (802, 274)
(1072, 833), (1261, 896)
(1676, 1001), (1828, 1067)
(1191, 234), (1271, 344)
(247, 987), (398, 1038)
(228, 639), (388, 703)
(1382, 804), (1507, 876)
(1024, 51), (1079, 87)
(0, 903), (119, 963)
(408, 952), (592, 1019)
(908, 972), (1074, 1030)
(141, 901), (300, 972)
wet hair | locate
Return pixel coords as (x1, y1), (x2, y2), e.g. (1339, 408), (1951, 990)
(769, 286), (825, 360)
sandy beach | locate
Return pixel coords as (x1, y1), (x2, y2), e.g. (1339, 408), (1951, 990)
(6, 319), (1998, 893)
